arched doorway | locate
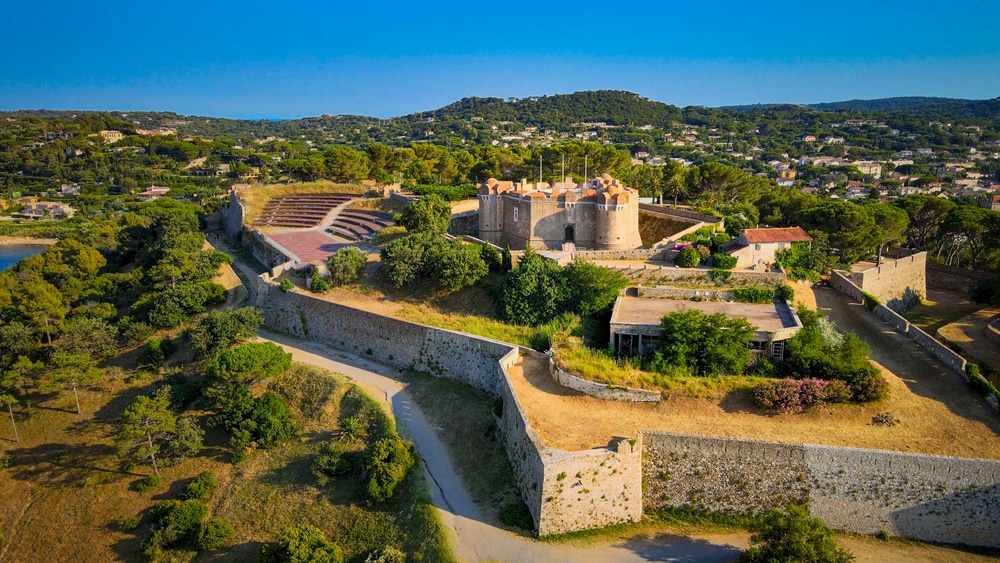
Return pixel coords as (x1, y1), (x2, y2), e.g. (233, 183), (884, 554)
(564, 224), (575, 243)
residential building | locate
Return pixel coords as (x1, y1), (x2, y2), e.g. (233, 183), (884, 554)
(12, 200), (75, 219)
(98, 130), (123, 143)
(722, 227), (813, 269)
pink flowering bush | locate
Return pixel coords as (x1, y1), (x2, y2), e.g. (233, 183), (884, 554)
(753, 378), (831, 413)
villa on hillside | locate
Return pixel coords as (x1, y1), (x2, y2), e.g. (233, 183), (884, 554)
(12, 199), (75, 219)
(722, 227), (812, 269)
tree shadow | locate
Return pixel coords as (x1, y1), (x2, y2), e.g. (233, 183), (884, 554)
(717, 389), (758, 415)
(6, 441), (135, 487)
(613, 534), (744, 562)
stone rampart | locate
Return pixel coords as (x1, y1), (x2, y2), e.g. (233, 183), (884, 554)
(221, 192), (245, 236)
(625, 268), (786, 288)
(547, 357), (661, 403)
(638, 204), (720, 224)
(849, 251), (926, 312)
(638, 287), (740, 301)
(927, 261), (995, 293)
(643, 432), (1000, 548)
(256, 282), (641, 536)
(571, 248), (674, 261)
(247, 229), (299, 269)
(447, 211), (479, 236)
(832, 269), (966, 378)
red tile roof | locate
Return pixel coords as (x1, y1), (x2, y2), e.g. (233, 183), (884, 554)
(742, 227), (812, 244)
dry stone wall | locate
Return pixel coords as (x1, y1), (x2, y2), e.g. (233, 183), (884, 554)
(643, 432), (1000, 548)
(849, 251), (927, 312)
(927, 261), (995, 293)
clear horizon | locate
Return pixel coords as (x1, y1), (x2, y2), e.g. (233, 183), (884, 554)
(4, 0), (998, 120)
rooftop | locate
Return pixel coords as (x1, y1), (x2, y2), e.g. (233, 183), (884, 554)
(610, 295), (798, 332)
(742, 227), (812, 244)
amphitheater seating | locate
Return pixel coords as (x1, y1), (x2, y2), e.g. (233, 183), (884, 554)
(328, 210), (395, 241)
(252, 194), (355, 227)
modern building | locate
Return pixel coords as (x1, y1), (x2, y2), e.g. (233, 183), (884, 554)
(609, 293), (803, 359)
(477, 174), (642, 251)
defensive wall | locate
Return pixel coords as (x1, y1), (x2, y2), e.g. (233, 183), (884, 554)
(927, 261), (995, 293)
(831, 270), (968, 377)
(846, 250), (927, 312)
(447, 210), (479, 237)
(247, 229), (1000, 546)
(643, 432), (1000, 547)
(623, 267), (787, 287)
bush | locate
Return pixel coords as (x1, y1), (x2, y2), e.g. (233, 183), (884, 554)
(966, 363), (1000, 399)
(861, 292), (880, 310)
(678, 233), (698, 242)
(141, 337), (175, 367)
(206, 342), (292, 386)
(259, 524), (344, 563)
(753, 379), (830, 413)
(279, 279), (295, 292)
(364, 546), (406, 563)
(328, 246), (368, 286)
(823, 379), (852, 403)
(707, 269), (732, 283)
(364, 435), (415, 502)
(136, 474), (162, 492)
(695, 245), (711, 262)
(312, 442), (356, 485)
(480, 243), (502, 272)
(197, 518), (235, 550)
(498, 501), (534, 530)
(740, 505), (854, 563)
(310, 269), (331, 293)
(842, 365), (887, 403)
(184, 471), (219, 500)
(674, 246), (700, 268)
(187, 307), (265, 360)
(116, 514), (142, 531)
(730, 287), (776, 304)
(712, 253), (737, 269)
(396, 193), (452, 234)
(409, 183), (477, 202)
(120, 319), (154, 347)
(776, 284), (795, 302)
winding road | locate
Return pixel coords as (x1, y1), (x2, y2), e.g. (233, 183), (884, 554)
(259, 330), (746, 563)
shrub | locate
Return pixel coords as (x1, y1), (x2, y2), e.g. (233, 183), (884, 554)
(707, 269), (732, 283)
(136, 474), (162, 492)
(328, 246), (367, 286)
(206, 342), (292, 386)
(364, 435), (415, 502)
(740, 505), (854, 563)
(678, 233), (698, 242)
(259, 524), (344, 563)
(279, 279), (295, 292)
(188, 307), (264, 360)
(141, 337), (175, 367)
(498, 502), (534, 530)
(776, 284), (795, 303)
(197, 518), (235, 550)
(312, 442), (356, 485)
(823, 379), (852, 403)
(712, 253), (738, 269)
(657, 309), (755, 376)
(396, 193), (451, 234)
(843, 365), (887, 403)
(480, 243), (502, 272)
(730, 287), (776, 304)
(966, 363), (1000, 399)
(695, 245), (711, 262)
(861, 292), (880, 310)
(753, 379), (830, 413)
(674, 246), (700, 268)
(121, 320), (154, 347)
(184, 471), (219, 500)
(364, 546), (406, 563)
(116, 514), (142, 531)
(310, 269), (331, 293)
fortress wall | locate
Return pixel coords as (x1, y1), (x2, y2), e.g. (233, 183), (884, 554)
(638, 204), (721, 224)
(851, 251), (927, 312)
(447, 210), (479, 236)
(257, 282), (642, 535)
(221, 192), (246, 236)
(872, 303), (911, 334)
(643, 432), (1000, 548)
(247, 230), (298, 268)
(571, 248), (674, 261)
(927, 261), (995, 293)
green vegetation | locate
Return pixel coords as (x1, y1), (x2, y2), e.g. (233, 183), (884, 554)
(740, 505), (854, 563)
(730, 287), (776, 304)
(395, 193), (452, 234)
(259, 524), (344, 563)
(205, 341), (293, 386)
(187, 306), (264, 360)
(674, 246), (701, 268)
(494, 249), (628, 326)
(711, 252), (737, 269)
(380, 232), (487, 290)
(408, 183), (478, 201)
(114, 385), (203, 476)
(327, 246), (368, 286)
(650, 309), (755, 376)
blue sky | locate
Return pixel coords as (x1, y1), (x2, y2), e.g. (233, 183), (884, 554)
(2, 0), (998, 119)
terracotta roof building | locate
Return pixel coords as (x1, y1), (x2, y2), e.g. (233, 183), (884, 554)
(722, 227), (812, 269)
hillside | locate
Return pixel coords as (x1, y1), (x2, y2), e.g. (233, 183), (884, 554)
(808, 96), (975, 112)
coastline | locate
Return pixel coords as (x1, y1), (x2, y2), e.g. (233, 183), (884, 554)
(0, 236), (59, 246)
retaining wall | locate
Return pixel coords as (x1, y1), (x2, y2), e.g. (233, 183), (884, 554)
(247, 230), (299, 269)
(638, 204), (721, 224)
(548, 357), (661, 403)
(256, 282), (641, 536)
(624, 268), (786, 288)
(643, 432), (1000, 548)
(832, 269), (967, 378)
(927, 261), (995, 293)
(448, 211), (479, 236)
(849, 251), (926, 312)
(988, 317), (1000, 346)
(571, 248), (674, 261)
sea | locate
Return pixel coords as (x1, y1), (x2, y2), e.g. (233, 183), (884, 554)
(0, 245), (46, 271)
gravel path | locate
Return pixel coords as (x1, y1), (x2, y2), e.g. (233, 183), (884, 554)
(258, 330), (747, 563)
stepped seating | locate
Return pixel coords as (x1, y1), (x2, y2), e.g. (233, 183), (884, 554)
(328, 210), (395, 241)
(252, 194), (355, 227)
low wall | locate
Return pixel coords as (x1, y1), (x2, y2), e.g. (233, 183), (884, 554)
(639, 286), (740, 301)
(832, 270), (966, 378)
(988, 317), (1000, 346)
(927, 261), (995, 293)
(638, 204), (721, 225)
(547, 357), (660, 403)
(643, 432), (1000, 548)
(257, 283), (643, 536)
(447, 211), (479, 236)
(623, 267), (786, 288)
(571, 248), (674, 261)
(246, 229), (298, 268)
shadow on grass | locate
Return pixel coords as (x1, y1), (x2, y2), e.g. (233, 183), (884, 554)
(6, 441), (135, 487)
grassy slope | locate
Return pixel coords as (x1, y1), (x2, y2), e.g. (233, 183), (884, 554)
(0, 362), (452, 563)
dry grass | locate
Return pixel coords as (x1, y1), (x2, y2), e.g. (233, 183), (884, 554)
(347, 197), (408, 215)
(0, 362), (451, 562)
(904, 288), (984, 334)
(239, 181), (367, 225)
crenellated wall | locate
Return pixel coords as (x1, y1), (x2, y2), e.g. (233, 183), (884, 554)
(848, 251), (927, 312)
